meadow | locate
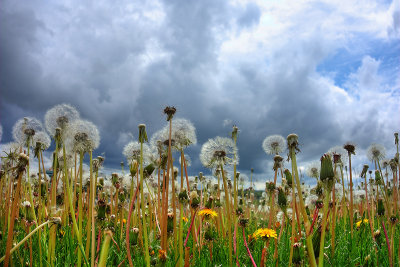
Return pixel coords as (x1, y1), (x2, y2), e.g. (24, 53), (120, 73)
(0, 103), (399, 267)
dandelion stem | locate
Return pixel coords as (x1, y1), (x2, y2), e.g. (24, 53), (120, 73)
(242, 227), (257, 267)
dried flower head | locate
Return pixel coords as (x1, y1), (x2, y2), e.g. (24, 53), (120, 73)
(12, 117), (43, 146)
(164, 106), (176, 121)
(327, 146), (348, 164)
(64, 119), (100, 153)
(262, 135), (286, 155)
(200, 136), (238, 168)
(45, 104), (80, 138)
(287, 134), (299, 151)
(343, 142), (356, 155)
(367, 143), (386, 162)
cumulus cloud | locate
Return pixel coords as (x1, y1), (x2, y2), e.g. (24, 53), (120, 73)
(0, 0), (398, 189)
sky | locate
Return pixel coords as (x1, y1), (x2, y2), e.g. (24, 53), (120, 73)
(1, 0), (399, 189)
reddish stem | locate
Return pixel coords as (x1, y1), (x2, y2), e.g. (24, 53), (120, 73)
(184, 210), (198, 247)
(243, 227), (257, 267)
(308, 207), (319, 235)
(382, 220), (393, 267)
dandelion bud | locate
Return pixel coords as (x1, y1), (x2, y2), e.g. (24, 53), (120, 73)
(374, 170), (382, 185)
(167, 212), (174, 233)
(231, 125), (239, 140)
(360, 164), (369, 178)
(374, 229), (382, 247)
(22, 201), (35, 223)
(266, 182), (276, 194)
(377, 198), (385, 216)
(130, 227), (140, 246)
(138, 124), (148, 143)
(319, 154), (335, 184)
(144, 163), (155, 178)
(292, 242), (302, 265)
(204, 227), (216, 241)
(16, 153), (29, 174)
(178, 190), (188, 204)
(277, 187), (287, 210)
(239, 218), (249, 228)
(190, 191), (200, 209)
(395, 132), (399, 145)
(235, 206), (244, 216)
(284, 169), (293, 187)
(97, 199), (107, 221)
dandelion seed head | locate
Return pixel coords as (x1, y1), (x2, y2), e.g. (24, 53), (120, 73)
(367, 143), (386, 162)
(306, 161), (320, 179)
(200, 136), (238, 168)
(45, 104), (80, 137)
(33, 131), (51, 151)
(262, 135), (286, 155)
(58, 149), (74, 169)
(12, 117), (43, 145)
(123, 141), (151, 163)
(169, 118), (197, 149)
(64, 119), (100, 153)
(328, 146), (348, 164)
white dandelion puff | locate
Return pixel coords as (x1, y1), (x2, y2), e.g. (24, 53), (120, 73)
(12, 117), (43, 146)
(123, 141), (151, 163)
(306, 161), (320, 179)
(45, 104), (80, 138)
(200, 136), (238, 168)
(64, 119), (100, 153)
(32, 131), (51, 151)
(367, 144), (386, 162)
(262, 135), (286, 155)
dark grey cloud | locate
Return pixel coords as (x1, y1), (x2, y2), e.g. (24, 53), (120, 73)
(1, 0), (399, 188)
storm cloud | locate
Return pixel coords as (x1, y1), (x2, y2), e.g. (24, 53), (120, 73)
(1, 0), (399, 188)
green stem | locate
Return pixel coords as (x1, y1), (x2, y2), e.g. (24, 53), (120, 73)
(78, 150), (84, 267)
(140, 140), (150, 267)
(220, 164), (233, 266)
(98, 231), (112, 267)
(289, 148), (317, 267)
(0, 220), (52, 263)
(318, 188), (331, 267)
(90, 151), (95, 267)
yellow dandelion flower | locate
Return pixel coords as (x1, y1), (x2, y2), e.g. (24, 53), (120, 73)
(252, 228), (277, 240)
(122, 218), (127, 224)
(182, 216), (188, 222)
(198, 209), (218, 219)
(356, 218), (369, 228)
